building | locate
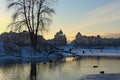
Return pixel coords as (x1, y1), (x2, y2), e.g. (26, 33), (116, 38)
(53, 29), (67, 46)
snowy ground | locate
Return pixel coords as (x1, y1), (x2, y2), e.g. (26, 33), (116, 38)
(80, 74), (120, 80)
(60, 46), (120, 57)
(0, 45), (120, 59)
(74, 49), (120, 57)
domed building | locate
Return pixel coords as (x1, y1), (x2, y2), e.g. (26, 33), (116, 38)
(76, 32), (82, 40)
(53, 29), (67, 46)
(71, 32), (89, 46)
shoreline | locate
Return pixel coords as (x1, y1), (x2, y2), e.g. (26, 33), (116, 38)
(1, 47), (120, 60)
(0, 53), (120, 60)
(80, 73), (120, 80)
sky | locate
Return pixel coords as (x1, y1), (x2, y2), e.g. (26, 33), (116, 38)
(0, 0), (120, 41)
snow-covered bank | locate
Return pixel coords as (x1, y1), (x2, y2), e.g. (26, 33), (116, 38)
(59, 46), (120, 57)
(0, 49), (120, 60)
(80, 74), (120, 80)
(1, 45), (120, 59)
(73, 48), (120, 57)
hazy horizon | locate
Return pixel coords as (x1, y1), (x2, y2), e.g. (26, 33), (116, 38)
(0, 0), (120, 41)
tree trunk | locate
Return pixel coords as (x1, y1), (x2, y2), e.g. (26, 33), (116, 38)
(30, 32), (37, 50)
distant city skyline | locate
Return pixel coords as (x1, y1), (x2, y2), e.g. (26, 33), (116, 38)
(0, 0), (120, 41)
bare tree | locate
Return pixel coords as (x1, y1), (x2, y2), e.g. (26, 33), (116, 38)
(7, 0), (56, 49)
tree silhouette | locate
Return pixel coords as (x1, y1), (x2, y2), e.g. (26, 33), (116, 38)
(7, 0), (56, 49)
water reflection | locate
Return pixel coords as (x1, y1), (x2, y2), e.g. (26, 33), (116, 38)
(0, 57), (120, 80)
(64, 57), (76, 62)
(30, 62), (36, 80)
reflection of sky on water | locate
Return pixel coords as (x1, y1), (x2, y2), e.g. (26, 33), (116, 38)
(0, 57), (120, 80)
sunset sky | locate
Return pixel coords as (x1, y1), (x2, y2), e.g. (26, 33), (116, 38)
(0, 0), (120, 41)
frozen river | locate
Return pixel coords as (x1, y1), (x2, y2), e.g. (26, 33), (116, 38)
(0, 57), (120, 80)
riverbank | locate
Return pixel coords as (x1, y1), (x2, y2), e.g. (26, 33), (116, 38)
(80, 74), (120, 80)
(0, 49), (120, 60)
(1, 46), (120, 60)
